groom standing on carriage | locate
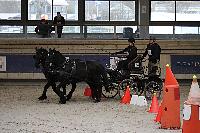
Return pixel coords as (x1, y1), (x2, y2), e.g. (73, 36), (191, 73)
(142, 36), (161, 76)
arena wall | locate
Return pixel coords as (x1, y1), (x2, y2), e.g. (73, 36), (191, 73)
(0, 38), (199, 80)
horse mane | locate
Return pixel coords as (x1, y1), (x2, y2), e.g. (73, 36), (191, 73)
(36, 47), (48, 53)
(49, 48), (67, 67)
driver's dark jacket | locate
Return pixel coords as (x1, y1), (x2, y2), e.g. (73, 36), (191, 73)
(115, 45), (137, 61)
(143, 43), (161, 63)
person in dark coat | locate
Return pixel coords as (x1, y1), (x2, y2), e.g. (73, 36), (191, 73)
(35, 19), (52, 38)
(53, 12), (65, 38)
(113, 38), (138, 71)
(143, 36), (161, 75)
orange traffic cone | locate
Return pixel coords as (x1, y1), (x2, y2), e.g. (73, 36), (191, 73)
(148, 93), (159, 113)
(160, 64), (180, 129)
(84, 86), (91, 96)
(121, 86), (131, 104)
(154, 101), (162, 123)
(182, 104), (200, 133)
(164, 64), (178, 86)
(182, 75), (200, 133)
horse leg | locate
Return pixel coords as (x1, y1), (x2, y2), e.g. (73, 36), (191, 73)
(97, 84), (102, 102)
(62, 84), (66, 96)
(93, 84), (102, 103)
(38, 82), (51, 100)
(89, 83), (100, 103)
(66, 82), (76, 101)
(52, 82), (66, 104)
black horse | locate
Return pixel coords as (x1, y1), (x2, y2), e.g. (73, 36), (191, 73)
(45, 48), (110, 102)
(33, 47), (67, 104)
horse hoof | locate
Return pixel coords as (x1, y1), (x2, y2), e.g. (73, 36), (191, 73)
(66, 95), (71, 101)
(66, 97), (70, 101)
(93, 99), (100, 103)
(59, 100), (66, 104)
(59, 97), (66, 104)
(38, 95), (47, 100)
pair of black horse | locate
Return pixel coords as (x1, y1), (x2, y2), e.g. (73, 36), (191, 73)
(33, 47), (110, 104)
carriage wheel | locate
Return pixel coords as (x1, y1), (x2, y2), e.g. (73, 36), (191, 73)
(102, 83), (118, 98)
(118, 79), (138, 98)
(144, 79), (163, 100)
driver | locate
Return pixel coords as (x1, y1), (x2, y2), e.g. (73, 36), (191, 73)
(113, 38), (137, 71)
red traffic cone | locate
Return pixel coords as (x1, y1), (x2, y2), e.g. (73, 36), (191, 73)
(148, 93), (159, 113)
(121, 86), (131, 104)
(84, 86), (91, 96)
(154, 101), (162, 123)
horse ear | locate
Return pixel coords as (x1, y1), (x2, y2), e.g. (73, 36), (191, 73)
(35, 47), (38, 50)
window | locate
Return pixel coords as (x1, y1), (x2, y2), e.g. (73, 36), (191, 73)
(0, 26), (23, 33)
(87, 26), (114, 33)
(149, 26), (173, 34)
(116, 26), (137, 33)
(53, 0), (78, 20)
(110, 1), (135, 21)
(175, 26), (199, 34)
(176, 1), (200, 21)
(0, 0), (21, 20)
(85, 0), (135, 21)
(151, 1), (175, 21)
(27, 26), (36, 33)
(63, 26), (80, 33)
(28, 0), (52, 20)
(85, 1), (109, 21)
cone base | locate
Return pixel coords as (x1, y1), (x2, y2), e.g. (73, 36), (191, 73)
(182, 105), (200, 133)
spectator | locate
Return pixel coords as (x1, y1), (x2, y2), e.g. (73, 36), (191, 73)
(35, 19), (52, 38)
(53, 12), (65, 38)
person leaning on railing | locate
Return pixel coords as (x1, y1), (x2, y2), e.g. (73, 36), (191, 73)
(53, 12), (65, 38)
(35, 19), (52, 38)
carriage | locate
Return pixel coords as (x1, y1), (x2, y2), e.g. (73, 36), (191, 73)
(33, 47), (162, 103)
(102, 55), (163, 100)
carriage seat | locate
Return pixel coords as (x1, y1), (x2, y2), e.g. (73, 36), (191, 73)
(128, 55), (143, 74)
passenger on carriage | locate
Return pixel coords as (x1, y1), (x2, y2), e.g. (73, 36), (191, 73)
(112, 38), (138, 72)
(142, 36), (161, 76)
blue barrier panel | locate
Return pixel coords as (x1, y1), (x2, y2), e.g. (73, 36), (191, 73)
(6, 55), (39, 73)
(3, 54), (110, 73)
(171, 55), (200, 74)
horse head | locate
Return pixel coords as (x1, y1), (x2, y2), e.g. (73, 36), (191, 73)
(33, 47), (48, 68)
